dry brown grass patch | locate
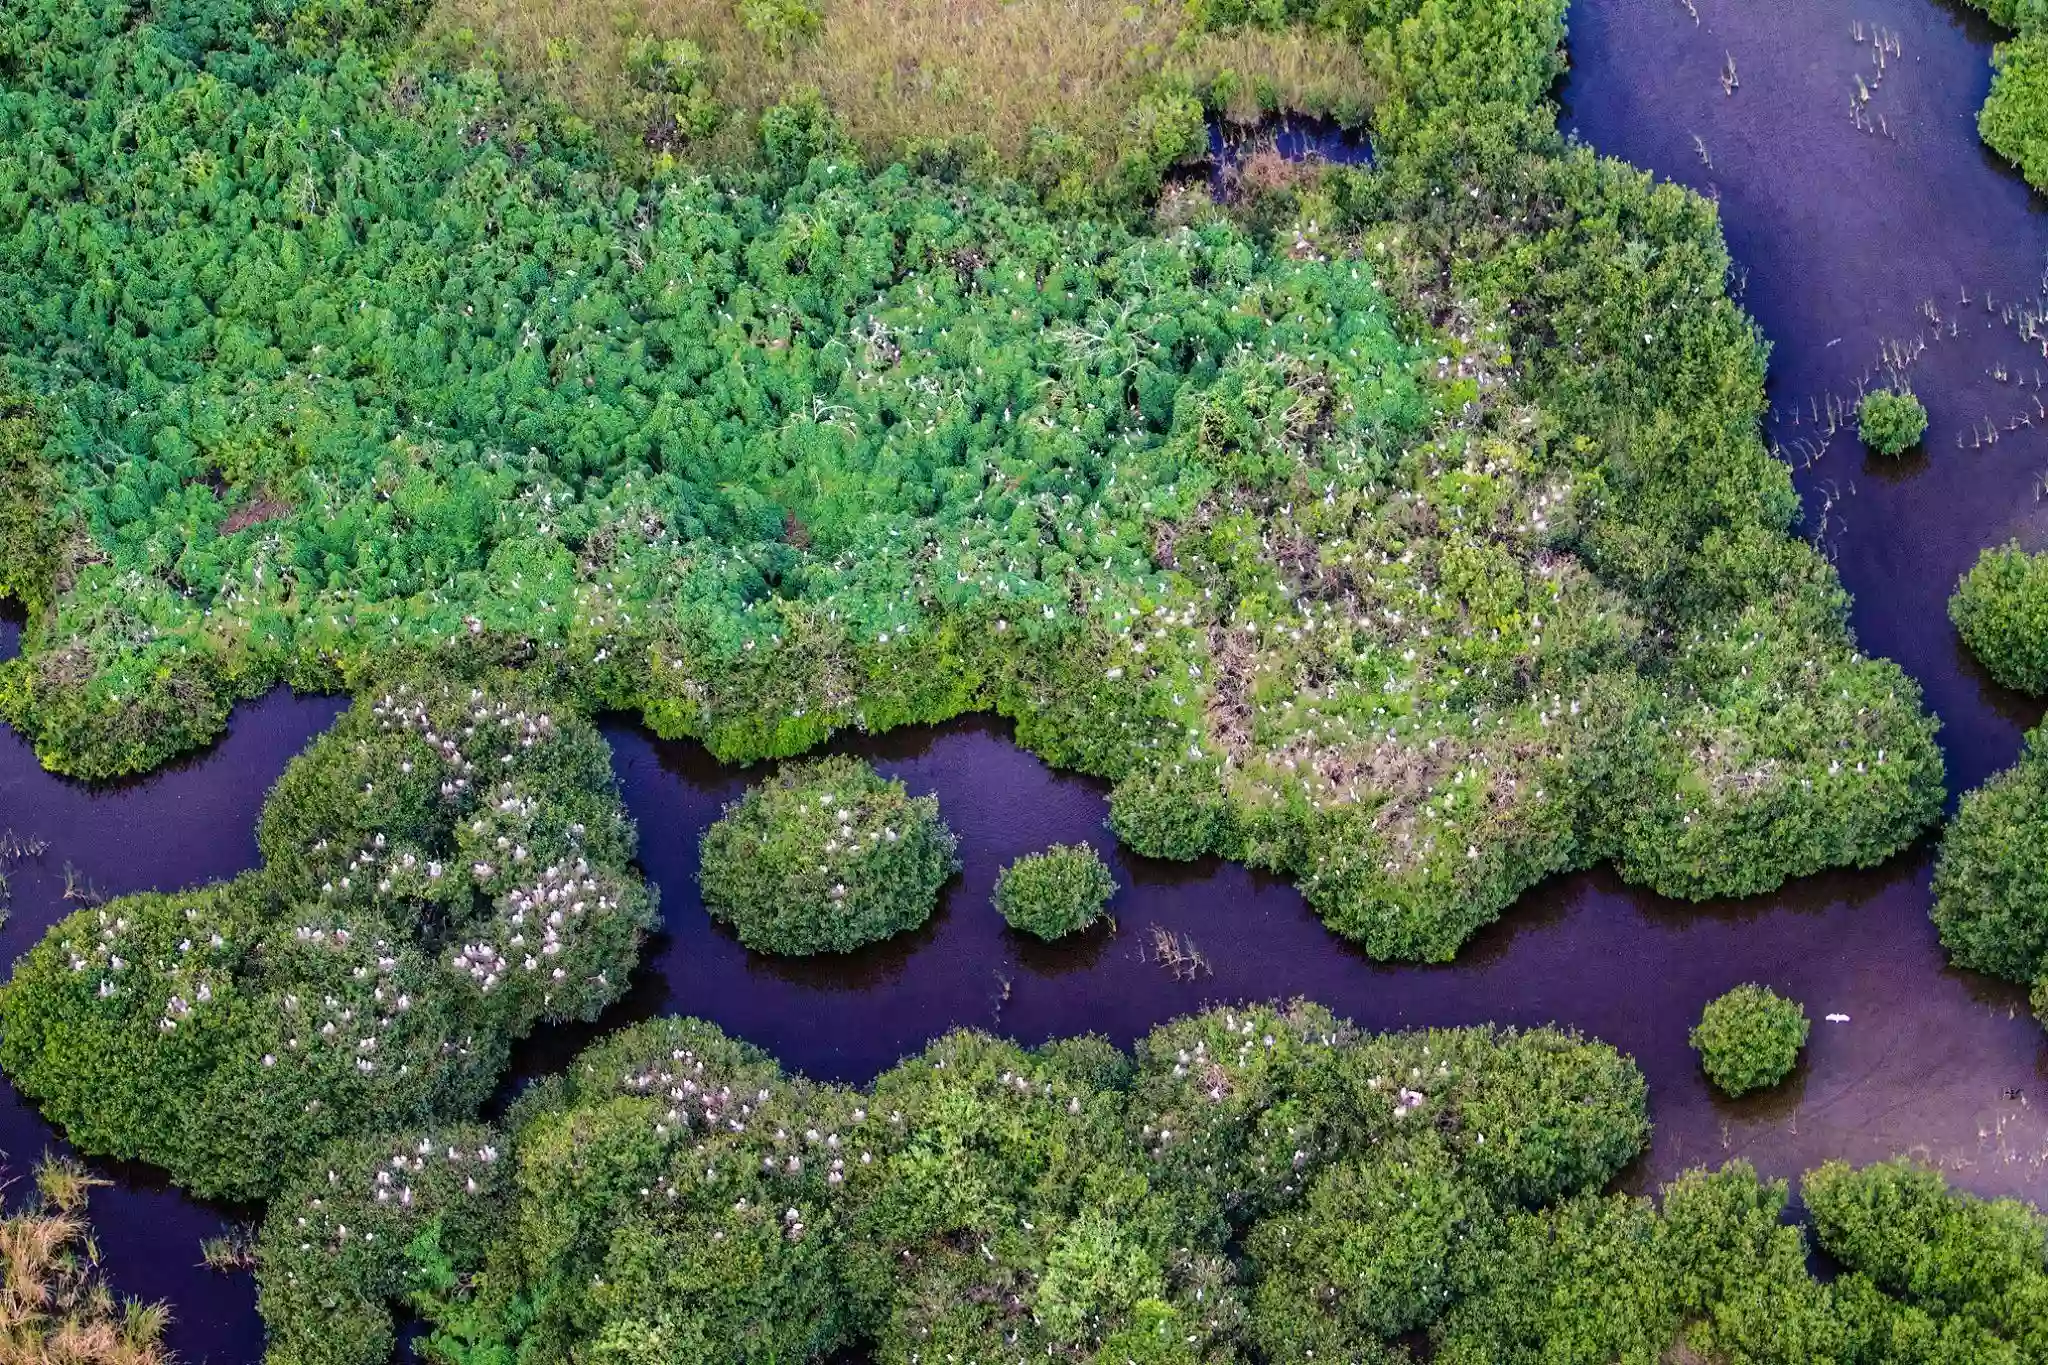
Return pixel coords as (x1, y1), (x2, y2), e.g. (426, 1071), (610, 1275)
(0, 1160), (172, 1365)
(425, 0), (1379, 177)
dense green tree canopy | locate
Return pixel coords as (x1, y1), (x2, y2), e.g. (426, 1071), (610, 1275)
(257, 1006), (2048, 1365)
(1858, 389), (1928, 457)
(0, 674), (656, 1198)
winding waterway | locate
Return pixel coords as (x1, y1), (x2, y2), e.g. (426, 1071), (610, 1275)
(3, 1), (2048, 1358)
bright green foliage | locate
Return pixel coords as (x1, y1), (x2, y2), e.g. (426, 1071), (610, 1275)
(1951, 542), (2048, 695)
(1804, 1160), (2048, 1363)
(1933, 724), (2048, 985)
(698, 756), (960, 954)
(736, 0), (822, 57)
(1984, 31), (2048, 192)
(1957, 0), (2048, 192)
(0, 676), (656, 1199)
(0, 0), (1946, 962)
(0, 392), (61, 615)
(1434, 1189), (1678, 1365)
(993, 841), (1117, 939)
(1858, 389), (1928, 456)
(1689, 984), (1808, 1097)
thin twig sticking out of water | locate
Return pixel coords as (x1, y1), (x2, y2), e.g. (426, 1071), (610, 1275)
(61, 862), (104, 907)
(1143, 925), (1211, 980)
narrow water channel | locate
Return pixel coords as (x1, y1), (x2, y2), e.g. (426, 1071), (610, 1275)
(1, 2), (2045, 1359)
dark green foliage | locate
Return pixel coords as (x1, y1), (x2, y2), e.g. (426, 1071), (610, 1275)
(1689, 984), (1808, 1097)
(1859, 389), (1928, 456)
(257, 1124), (512, 1365)
(993, 841), (1117, 939)
(257, 1003), (1654, 1365)
(258, 1007), (2048, 1365)
(698, 756), (960, 954)
(1245, 1135), (1495, 1352)
(1933, 725), (2048, 985)
(0, 0), (1947, 963)
(1804, 1160), (2048, 1362)
(0, 676), (656, 1199)
(1951, 542), (2048, 695)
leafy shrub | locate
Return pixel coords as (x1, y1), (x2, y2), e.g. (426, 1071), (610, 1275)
(1950, 541), (2048, 694)
(1689, 984), (1808, 1097)
(698, 756), (960, 954)
(1245, 1136), (1496, 1351)
(0, 676), (656, 1199)
(1858, 389), (1928, 456)
(994, 842), (1118, 939)
(1933, 725), (2048, 985)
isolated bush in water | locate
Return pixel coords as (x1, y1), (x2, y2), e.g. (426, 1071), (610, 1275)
(994, 842), (1117, 939)
(1857, 389), (1928, 455)
(0, 676), (656, 1200)
(699, 755), (959, 954)
(1689, 984), (1808, 1097)
(1951, 541), (2048, 694)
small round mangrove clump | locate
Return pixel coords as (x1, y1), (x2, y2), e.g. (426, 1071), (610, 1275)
(699, 755), (960, 955)
(994, 843), (1117, 940)
(1690, 985), (1809, 1097)
(1858, 388), (1927, 456)
(1950, 542), (2048, 695)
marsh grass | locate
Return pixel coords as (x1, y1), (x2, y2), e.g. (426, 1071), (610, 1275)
(0, 1159), (173, 1365)
(423, 0), (1381, 177)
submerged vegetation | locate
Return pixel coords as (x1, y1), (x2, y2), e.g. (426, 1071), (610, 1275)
(0, 0), (1945, 965)
(993, 841), (1118, 938)
(1690, 983), (1808, 1097)
(0, 676), (656, 1200)
(698, 755), (959, 954)
(256, 1004), (2048, 1365)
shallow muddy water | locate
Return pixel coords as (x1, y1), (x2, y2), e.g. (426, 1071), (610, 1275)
(4, 1), (2048, 1358)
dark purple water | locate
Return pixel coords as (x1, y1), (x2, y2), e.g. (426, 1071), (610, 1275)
(5, 0), (2048, 1358)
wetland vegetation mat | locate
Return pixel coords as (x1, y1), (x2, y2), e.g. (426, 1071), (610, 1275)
(0, 0), (1945, 964)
